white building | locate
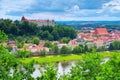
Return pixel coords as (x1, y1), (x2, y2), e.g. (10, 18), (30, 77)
(21, 16), (54, 28)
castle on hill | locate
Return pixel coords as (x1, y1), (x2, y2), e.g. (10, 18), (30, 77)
(21, 16), (54, 28)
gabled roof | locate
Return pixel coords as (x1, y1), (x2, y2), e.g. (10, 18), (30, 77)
(94, 28), (108, 35)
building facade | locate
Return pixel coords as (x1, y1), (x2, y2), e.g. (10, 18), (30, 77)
(21, 16), (54, 28)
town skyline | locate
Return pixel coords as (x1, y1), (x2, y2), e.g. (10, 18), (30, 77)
(0, 0), (120, 21)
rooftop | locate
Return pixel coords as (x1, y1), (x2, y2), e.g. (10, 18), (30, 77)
(94, 28), (108, 35)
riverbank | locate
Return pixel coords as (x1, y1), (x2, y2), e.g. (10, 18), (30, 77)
(20, 51), (119, 64)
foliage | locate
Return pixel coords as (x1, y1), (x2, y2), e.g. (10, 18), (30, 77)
(60, 37), (70, 43)
(0, 46), (19, 79)
(109, 40), (120, 50)
(0, 19), (77, 41)
(6, 45), (13, 52)
(20, 51), (120, 80)
(32, 37), (40, 45)
(40, 49), (47, 56)
(60, 46), (71, 54)
(73, 46), (82, 54)
(51, 44), (59, 54)
(15, 40), (24, 48)
(38, 64), (57, 80)
(44, 41), (52, 48)
(0, 30), (8, 43)
(16, 50), (30, 58)
(2, 44), (120, 80)
(73, 44), (89, 54)
(97, 46), (106, 52)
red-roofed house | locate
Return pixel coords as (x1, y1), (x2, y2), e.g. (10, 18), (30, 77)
(94, 28), (108, 36)
(68, 40), (78, 48)
(21, 16), (54, 27)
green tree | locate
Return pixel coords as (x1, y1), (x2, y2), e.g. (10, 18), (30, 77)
(38, 64), (57, 80)
(61, 37), (70, 43)
(6, 45), (13, 52)
(51, 30), (60, 40)
(44, 41), (52, 48)
(0, 46), (19, 79)
(40, 49), (47, 56)
(0, 30), (8, 43)
(84, 44), (89, 52)
(41, 31), (50, 39)
(109, 41), (120, 50)
(32, 37), (40, 45)
(69, 53), (103, 80)
(16, 50), (30, 58)
(60, 46), (71, 54)
(89, 45), (97, 53)
(47, 34), (54, 41)
(73, 46), (82, 54)
(97, 46), (106, 52)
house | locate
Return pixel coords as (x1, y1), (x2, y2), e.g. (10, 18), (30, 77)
(57, 43), (67, 49)
(8, 40), (18, 52)
(68, 40), (78, 48)
(21, 16), (54, 28)
(94, 28), (108, 36)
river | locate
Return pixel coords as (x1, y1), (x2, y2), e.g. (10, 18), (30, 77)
(31, 61), (77, 78)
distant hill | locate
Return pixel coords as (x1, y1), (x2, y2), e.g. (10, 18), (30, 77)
(55, 21), (120, 31)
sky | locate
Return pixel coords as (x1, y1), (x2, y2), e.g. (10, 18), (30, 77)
(0, 0), (120, 21)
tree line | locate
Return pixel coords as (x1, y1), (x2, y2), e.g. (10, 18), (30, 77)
(0, 19), (77, 41)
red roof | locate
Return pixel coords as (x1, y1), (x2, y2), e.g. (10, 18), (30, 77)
(21, 16), (53, 23)
(94, 28), (108, 35)
(21, 16), (27, 21)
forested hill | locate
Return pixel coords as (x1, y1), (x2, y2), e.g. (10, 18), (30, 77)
(56, 21), (120, 30)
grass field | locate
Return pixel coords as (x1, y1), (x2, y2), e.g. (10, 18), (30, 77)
(20, 51), (119, 64)
(20, 54), (82, 64)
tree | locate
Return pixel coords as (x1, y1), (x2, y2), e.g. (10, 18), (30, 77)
(47, 34), (54, 41)
(109, 41), (120, 50)
(89, 46), (97, 53)
(40, 49), (47, 56)
(51, 30), (60, 40)
(60, 46), (71, 54)
(32, 37), (40, 45)
(44, 41), (52, 48)
(6, 45), (13, 52)
(0, 30), (8, 43)
(97, 46), (106, 52)
(16, 50), (30, 58)
(69, 53), (103, 80)
(38, 64), (57, 80)
(41, 31), (50, 39)
(15, 40), (24, 48)
(73, 46), (82, 54)
(0, 46), (19, 79)
(51, 44), (59, 54)
(61, 37), (70, 43)
(53, 44), (59, 54)
(84, 44), (89, 52)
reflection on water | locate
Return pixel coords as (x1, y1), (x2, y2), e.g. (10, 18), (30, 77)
(31, 65), (41, 78)
(31, 57), (110, 78)
(32, 61), (77, 78)
(9, 57), (110, 79)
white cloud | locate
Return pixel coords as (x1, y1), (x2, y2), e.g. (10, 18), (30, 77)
(22, 12), (120, 21)
(0, 0), (37, 19)
(0, 0), (120, 21)
(97, 0), (120, 13)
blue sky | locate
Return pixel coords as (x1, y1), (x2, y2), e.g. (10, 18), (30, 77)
(0, 0), (120, 21)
